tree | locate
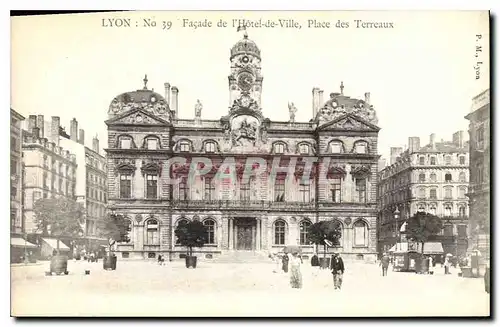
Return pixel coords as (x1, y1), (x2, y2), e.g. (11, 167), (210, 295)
(34, 197), (85, 254)
(307, 220), (342, 259)
(406, 211), (443, 254)
(97, 213), (131, 254)
(174, 220), (207, 257)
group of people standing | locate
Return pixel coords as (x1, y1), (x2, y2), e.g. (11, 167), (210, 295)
(270, 252), (345, 290)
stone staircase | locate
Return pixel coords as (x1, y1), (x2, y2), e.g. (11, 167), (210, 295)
(213, 250), (272, 264)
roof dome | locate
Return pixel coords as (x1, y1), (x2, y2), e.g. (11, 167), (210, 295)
(230, 34), (261, 60)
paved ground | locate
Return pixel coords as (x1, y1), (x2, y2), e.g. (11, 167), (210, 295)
(11, 259), (489, 317)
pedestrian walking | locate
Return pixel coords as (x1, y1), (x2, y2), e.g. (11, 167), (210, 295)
(330, 253), (345, 290)
(444, 257), (451, 275)
(380, 253), (390, 276)
(428, 256), (434, 274)
(289, 252), (303, 289)
(282, 253), (289, 273)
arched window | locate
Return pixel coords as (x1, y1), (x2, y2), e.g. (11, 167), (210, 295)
(430, 156), (436, 165)
(444, 204), (452, 217)
(429, 204), (437, 215)
(419, 173), (426, 182)
(329, 141), (344, 154)
(430, 188), (437, 199)
(458, 186), (467, 199)
(430, 173), (437, 182)
(354, 141), (368, 154)
(444, 187), (452, 199)
(418, 187), (426, 198)
(274, 220), (286, 245)
(175, 218), (189, 245)
(203, 219), (216, 244)
(459, 172), (466, 182)
(204, 141), (217, 153)
(298, 143), (310, 154)
(458, 205), (466, 217)
(145, 219), (159, 245)
(459, 156), (466, 165)
(417, 204), (425, 212)
(445, 173), (452, 182)
(179, 140), (191, 152)
(419, 156), (425, 165)
(145, 136), (159, 150)
(353, 220), (368, 247)
(299, 220), (311, 245)
(118, 135), (133, 149)
(274, 142), (286, 154)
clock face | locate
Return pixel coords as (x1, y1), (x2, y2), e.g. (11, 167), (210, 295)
(237, 72), (254, 91)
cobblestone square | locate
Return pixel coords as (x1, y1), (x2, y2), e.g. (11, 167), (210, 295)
(11, 260), (489, 317)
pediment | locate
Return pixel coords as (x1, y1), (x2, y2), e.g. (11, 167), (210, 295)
(105, 109), (171, 126)
(317, 114), (380, 132)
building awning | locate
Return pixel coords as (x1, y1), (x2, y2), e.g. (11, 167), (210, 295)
(10, 237), (37, 249)
(388, 242), (444, 254)
(42, 238), (70, 251)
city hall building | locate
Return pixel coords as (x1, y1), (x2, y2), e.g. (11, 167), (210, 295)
(106, 32), (381, 261)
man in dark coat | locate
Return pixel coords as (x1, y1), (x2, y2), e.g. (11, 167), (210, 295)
(330, 253), (345, 290)
(380, 253), (390, 276)
(311, 253), (319, 267)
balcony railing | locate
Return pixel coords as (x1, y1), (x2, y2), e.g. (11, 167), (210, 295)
(171, 200), (316, 210)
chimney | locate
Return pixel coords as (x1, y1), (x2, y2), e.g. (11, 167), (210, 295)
(28, 115), (37, 133)
(365, 92), (371, 106)
(408, 137), (420, 153)
(429, 133), (436, 149)
(171, 86), (179, 118)
(37, 115), (44, 138)
(70, 118), (78, 142)
(32, 127), (40, 138)
(318, 90), (324, 109)
(312, 87), (320, 118)
(164, 82), (171, 105)
(390, 147), (403, 165)
(92, 135), (100, 153)
(51, 116), (60, 145)
(78, 129), (85, 145)
(453, 131), (464, 148)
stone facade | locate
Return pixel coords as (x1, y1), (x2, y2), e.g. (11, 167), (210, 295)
(106, 32), (380, 262)
(465, 89), (490, 260)
(378, 133), (470, 257)
(11, 109), (25, 236)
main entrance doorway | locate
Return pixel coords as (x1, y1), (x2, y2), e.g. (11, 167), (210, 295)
(235, 217), (257, 250)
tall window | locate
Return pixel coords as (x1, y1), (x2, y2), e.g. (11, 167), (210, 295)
(430, 204), (437, 215)
(120, 174), (132, 198)
(430, 173), (437, 182)
(355, 142), (367, 154)
(430, 188), (437, 199)
(418, 187), (425, 198)
(274, 143), (285, 154)
(147, 139), (158, 150)
(419, 173), (425, 182)
(299, 220), (311, 245)
(457, 225), (467, 238)
(354, 220), (367, 247)
(419, 156), (425, 165)
(459, 156), (465, 165)
(178, 177), (189, 200)
(240, 177), (252, 201)
(11, 209), (16, 229)
(175, 219), (189, 244)
(330, 142), (343, 153)
(444, 225), (453, 237)
(11, 185), (17, 200)
(205, 142), (216, 153)
(120, 138), (132, 149)
(274, 178), (285, 202)
(145, 219), (159, 245)
(10, 136), (17, 150)
(146, 175), (158, 199)
(204, 177), (215, 201)
(445, 173), (452, 182)
(59, 163), (63, 176)
(299, 181), (311, 202)
(43, 172), (48, 189)
(445, 156), (451, 165)
(458, 187), (466, 199)
(444, 187), (452, 199)
(299, 144), (310, 154)
(444, 204), (452, 216)
(43, 155), (48, 168)
(477, 165), (483, 185)
(458, 205), (466, 217)
(477, 126), (484, 144)
(355, 178), (366, 203)
(430, 157), (436, 165)
(10, 159), (17, 175)
(331, 177), (341, 203)
(203, 219), (216, 244)
(179, 141), (190, 152)
(274, 220), (286, 245)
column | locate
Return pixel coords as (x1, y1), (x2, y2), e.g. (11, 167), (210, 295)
(229, 218), (234, 250)
(256, 218), (261, 251)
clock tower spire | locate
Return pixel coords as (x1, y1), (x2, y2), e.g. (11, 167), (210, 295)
(228, 29), (263, 111)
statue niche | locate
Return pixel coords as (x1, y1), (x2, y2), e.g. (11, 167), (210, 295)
(230, 115), (259, 148)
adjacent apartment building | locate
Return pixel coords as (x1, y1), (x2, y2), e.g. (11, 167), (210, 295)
(106, 31), (381, 261)
(465, 89), (490, 260)
(11, 109), (25, 237)
(378, 133), (470, 257)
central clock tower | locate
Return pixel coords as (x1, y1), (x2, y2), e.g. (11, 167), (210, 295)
(228, 30), (263, 109)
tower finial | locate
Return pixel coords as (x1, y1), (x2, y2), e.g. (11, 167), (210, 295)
(237, 24), (248, 38)
(143, 74), (148, 90)
(340, 81), (344, 95)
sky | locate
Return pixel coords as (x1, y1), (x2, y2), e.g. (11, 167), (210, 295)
(11, 11), (490, 160)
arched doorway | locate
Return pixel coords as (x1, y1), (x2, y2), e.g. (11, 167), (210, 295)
(235, 217), (257, 250)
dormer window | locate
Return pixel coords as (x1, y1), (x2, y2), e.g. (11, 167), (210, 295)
(299, 144), (309, 154)
(274, 143), (285, 154)
(355, 142), (367, 154)
(180, 141), (190, 152)
(120, 138), (132, 149)
(205, 141), (216, 153)
(147, 138), (158, 150)
(330, 142), (343, 153)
